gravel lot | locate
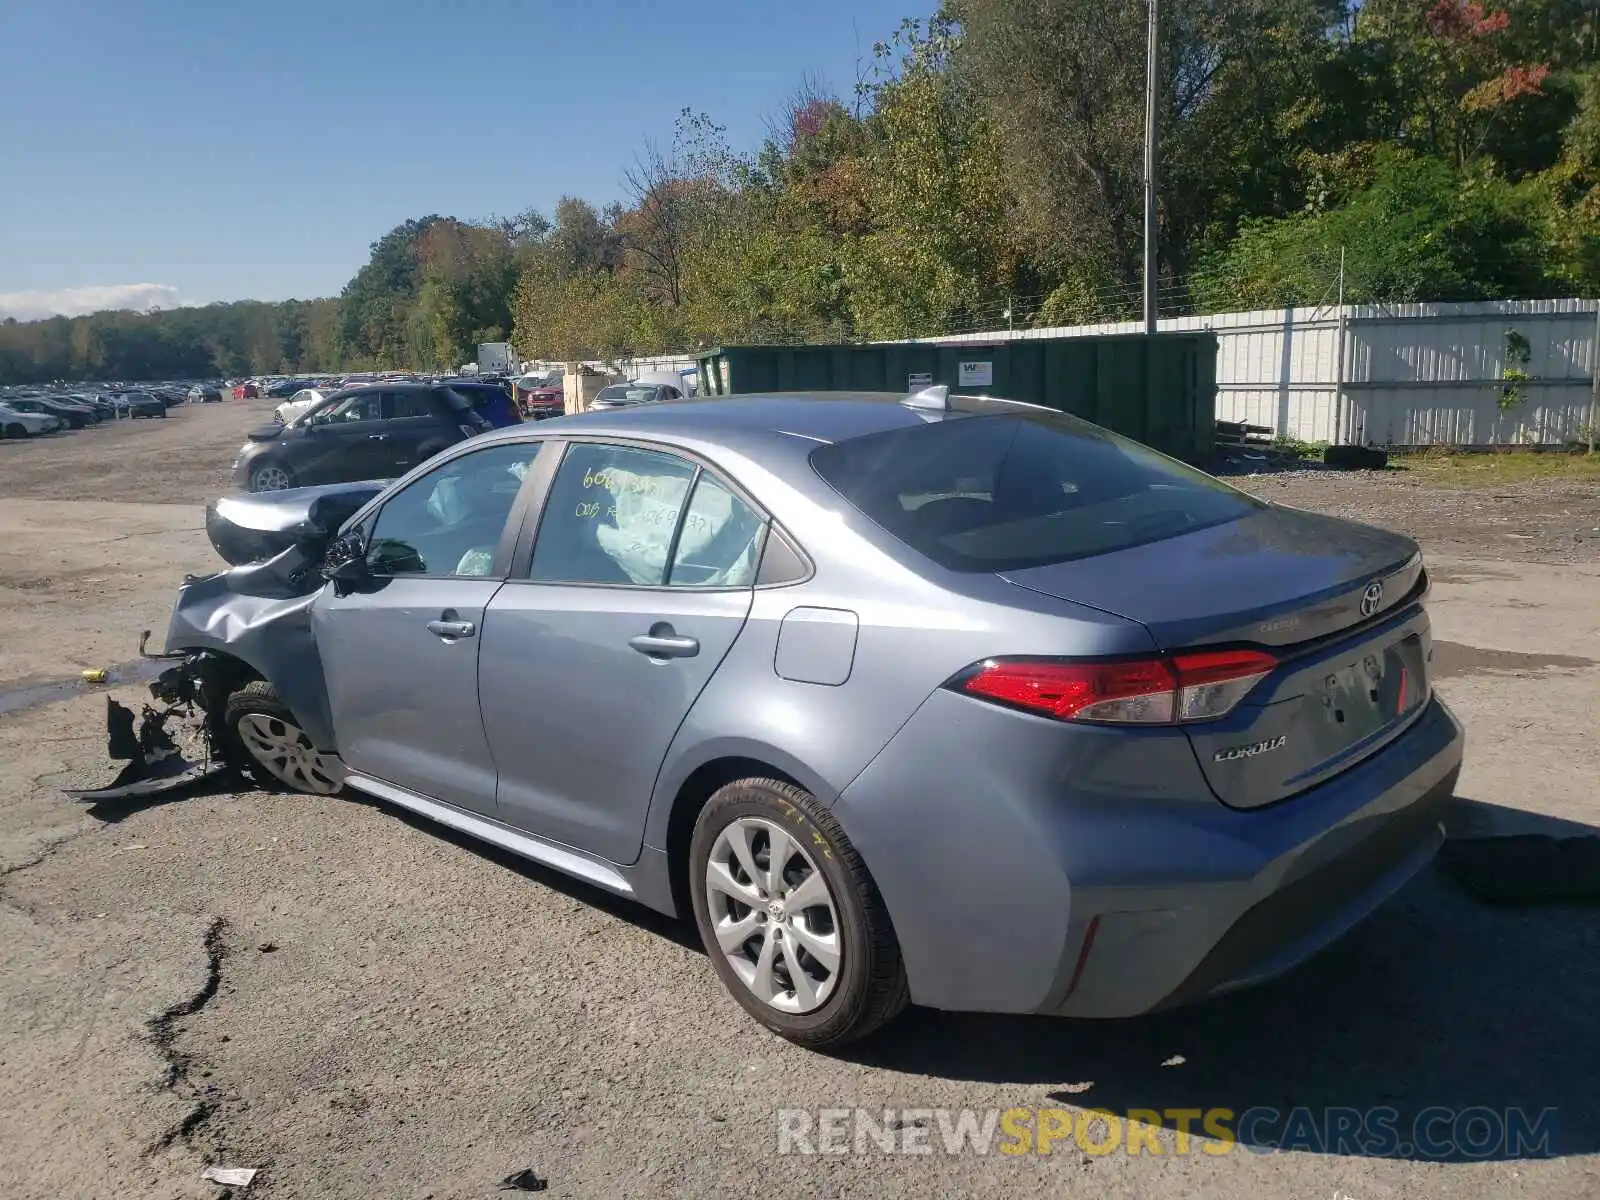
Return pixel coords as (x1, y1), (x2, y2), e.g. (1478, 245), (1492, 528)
(1229, 462), (1600, 565)
(1, 404), (1597, 1199)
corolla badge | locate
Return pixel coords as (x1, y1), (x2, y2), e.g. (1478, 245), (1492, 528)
(1214, 735), (1288, 763)
(1359, 580), (1384, 617)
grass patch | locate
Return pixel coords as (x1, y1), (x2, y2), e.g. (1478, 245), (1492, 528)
(1271, 436), (1329, 461)
(1393, 448), (1600, 485)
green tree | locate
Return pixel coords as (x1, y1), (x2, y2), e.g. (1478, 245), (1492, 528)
(1194, 148), (1558, 307)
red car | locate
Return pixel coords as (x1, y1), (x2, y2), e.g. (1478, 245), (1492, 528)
(233, 382), (261, 400)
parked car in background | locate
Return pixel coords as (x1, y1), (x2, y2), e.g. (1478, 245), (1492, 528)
(515, 374), (565, 420)
(440, 378), (522, 428)
(113, 392), (169, 419)
(3, 396), (98, 429)
(234, 382), (262, 400)
(231, 382), (512, 492)
(188, 384), (224, 404)
(587, 381), (684, 412)
(264, 378), (311, 399)
(69, 393), (118, 419)
(275, 388), (326, 426)
(0, 401), (64, 437)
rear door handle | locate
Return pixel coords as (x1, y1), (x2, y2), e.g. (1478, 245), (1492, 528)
(427, 619), (475, 639)
(629, 633), (699, 659)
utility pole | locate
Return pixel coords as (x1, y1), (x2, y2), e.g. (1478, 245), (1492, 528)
(1589, 299), (1599, 455)
(1143, 0), (1159, 336)
(1333, 247), (1348, 445)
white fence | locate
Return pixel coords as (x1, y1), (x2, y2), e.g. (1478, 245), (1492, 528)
(931, 298), (1600, 447)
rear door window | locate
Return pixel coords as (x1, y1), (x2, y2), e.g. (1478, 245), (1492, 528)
(668, 473), (765, 587)
(386, 390), (435, 419)
(809, 412), (1262, 572)
(527, 443), (697, 585)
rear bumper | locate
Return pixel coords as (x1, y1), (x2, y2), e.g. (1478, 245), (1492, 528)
(831, 691), (1464, 1017)
(1148, 771), (1450, 1011)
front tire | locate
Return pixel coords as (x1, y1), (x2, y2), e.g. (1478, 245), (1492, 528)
(689, 778), (908, 1049)
(249, 460), (295, 491)
(223, 680), (344, 795)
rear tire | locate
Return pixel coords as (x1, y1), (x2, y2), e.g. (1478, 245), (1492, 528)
(222, 680), (344, 795)
(689, 778), (908, 1049)
(4, 423), (23, 439)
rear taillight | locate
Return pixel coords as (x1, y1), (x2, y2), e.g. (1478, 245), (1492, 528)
(954, 648), (1277, 725)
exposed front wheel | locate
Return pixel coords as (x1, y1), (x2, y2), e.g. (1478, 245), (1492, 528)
(689, 778), (908, 1048)
(223, 680), (344, 795)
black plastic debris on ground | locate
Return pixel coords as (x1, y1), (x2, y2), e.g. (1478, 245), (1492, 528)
(1439, 835), (1600, 904)
(64, 696), (231, 803)
(498, 1167), (549, 1192)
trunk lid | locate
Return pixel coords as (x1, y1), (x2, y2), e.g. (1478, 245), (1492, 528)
(1001, 505), (1430, 808)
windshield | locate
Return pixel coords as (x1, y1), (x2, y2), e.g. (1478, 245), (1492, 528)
(810, 411), (1263, 573)
(595, 385), (631, 400)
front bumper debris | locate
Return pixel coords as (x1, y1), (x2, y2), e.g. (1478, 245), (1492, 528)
(64, 653), (236, 803)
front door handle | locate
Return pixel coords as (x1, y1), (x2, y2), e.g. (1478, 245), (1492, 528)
(427, 618), (475, 639)
(629, 632), (699, 659)
(368, 433), (389, 441)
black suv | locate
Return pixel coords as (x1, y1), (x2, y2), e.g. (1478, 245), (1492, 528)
(231, 383), (515, 492)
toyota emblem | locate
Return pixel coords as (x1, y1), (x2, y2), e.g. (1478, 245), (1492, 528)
(1360, 581), (1384, 617)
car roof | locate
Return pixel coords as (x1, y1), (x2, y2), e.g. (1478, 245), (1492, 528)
(471, 391), (1055, 468)
(498, 391), (1025, 441)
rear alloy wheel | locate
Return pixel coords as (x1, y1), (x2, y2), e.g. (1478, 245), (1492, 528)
(249, 460), (295, 492)
(690, 778), (908, 1048)
(223, 680), (344, 795)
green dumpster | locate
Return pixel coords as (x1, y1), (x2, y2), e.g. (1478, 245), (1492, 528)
(693, 333), (1217, 461)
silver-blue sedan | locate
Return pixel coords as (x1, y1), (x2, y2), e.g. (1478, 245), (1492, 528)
(139, 388), (1464, 1048)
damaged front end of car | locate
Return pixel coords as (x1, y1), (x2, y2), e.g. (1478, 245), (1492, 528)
(67, 486), (377, 803)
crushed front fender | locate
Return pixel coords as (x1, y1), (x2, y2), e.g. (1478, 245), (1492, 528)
(161, 546), (337, 751)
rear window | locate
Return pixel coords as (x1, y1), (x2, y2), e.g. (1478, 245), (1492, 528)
(596, 385), (630, 400)
(809, 412), (1261, 572)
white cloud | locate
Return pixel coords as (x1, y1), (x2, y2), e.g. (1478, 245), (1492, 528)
(0, 283), (189, 321)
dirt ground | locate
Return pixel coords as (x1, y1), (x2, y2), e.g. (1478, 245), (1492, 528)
(1229, 461), (1600, 565)
(1, 404), (1598, 1199)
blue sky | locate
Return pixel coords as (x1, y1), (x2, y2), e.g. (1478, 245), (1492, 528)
(0, 0), (921, 319)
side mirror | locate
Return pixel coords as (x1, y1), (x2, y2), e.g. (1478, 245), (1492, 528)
(322, 532), (368, 592)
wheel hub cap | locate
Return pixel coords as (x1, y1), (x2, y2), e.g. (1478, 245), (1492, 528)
(236, 712), (344, 795)
(704, 816), (841, 1014)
